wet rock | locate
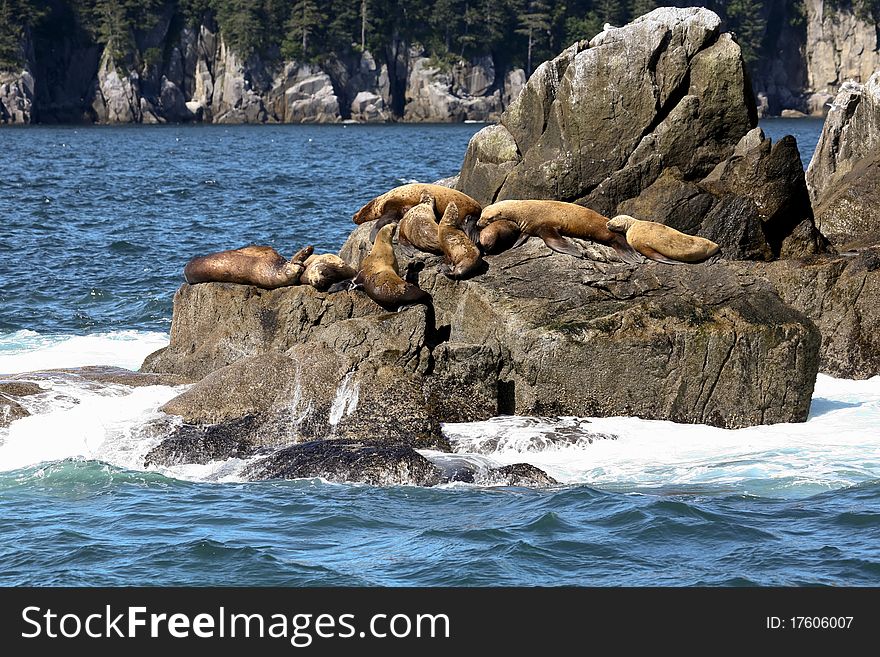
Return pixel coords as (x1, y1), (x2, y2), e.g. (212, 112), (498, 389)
(4, 366), (184, 388)
(0, 395), (29, 428)
(0, 381), (43, 397)
(245, 439), (443, 487)
(143, 416), (260, 466)
(480, 464), (559, 488)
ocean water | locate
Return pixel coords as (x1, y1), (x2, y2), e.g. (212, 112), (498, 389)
(1, 120), (879, 587)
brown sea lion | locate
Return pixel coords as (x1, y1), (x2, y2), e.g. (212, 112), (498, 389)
(183, 245), (314, 289)
(353, 183), (482, 241)
(479, 219), (521, 254)
(477, 200), (643, 265)
(438, 201), (484, 279)
(354, 223), (432, 309)
(301, 253), (357, 291)
(606, 215), (720, 264)
(398, 191), (444, 255)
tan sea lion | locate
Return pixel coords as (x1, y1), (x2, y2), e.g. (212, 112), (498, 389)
(438, 201), (484, 279)
(301, 253), (357, 291)
(398, 191), (444, 255)
(607, 215), (720, 264)
(353, 183), (482, 241)
(354, 223), (432, 309)
(477, 200), (643, 265)
(183, 245), (314, 288)
(479, 219), (521, 254)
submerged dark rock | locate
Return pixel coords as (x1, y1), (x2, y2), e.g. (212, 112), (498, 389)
(481, 464), (559, 488)
(245, 439), (443, 487)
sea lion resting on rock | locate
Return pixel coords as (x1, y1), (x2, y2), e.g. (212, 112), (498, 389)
(479, 219), (520, 254)
(301, 253), (357, 291)
(398, 191), (444, 255)
(354, 223), (432, 310)
(607, 215), (720, 264)
(477, 200), (643, 265)
(183, 245), (314, 289)
(438, 201), (484, 279)
(353, 183), (482, 241)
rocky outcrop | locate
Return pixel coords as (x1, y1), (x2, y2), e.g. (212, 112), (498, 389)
(403, 54), (503, 122)
(805, 75), (880, 245)
(457, 8), (757, 215)
(0, 380), (42, 428)
(805, 0), (880, 101)
(745, 250), (880, 379)
(245, 439), (443, 487)
(144, 221), (821, 435)
(0, 68), (34, 124)
(458, 9), (822, 260)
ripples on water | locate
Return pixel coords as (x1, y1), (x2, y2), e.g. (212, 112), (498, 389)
(2, 119), (879, 587)
(0, 124), (474, 334)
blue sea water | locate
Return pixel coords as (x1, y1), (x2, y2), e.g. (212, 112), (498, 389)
(1, 119), (879, 587)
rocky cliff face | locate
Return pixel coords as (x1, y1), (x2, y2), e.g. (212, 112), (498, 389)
(803, 0), (880, 113)
(1, 13), (526, 125)
(0, 68), (34, 124)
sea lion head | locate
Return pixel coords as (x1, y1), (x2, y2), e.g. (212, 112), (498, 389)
(376, 222), (398, 242)
(476, 203), (507, 228)
(607, 215), (637, 233)
(418, 191), (436, 209)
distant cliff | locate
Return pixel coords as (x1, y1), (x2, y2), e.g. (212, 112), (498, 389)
(1, 1), (880, 125)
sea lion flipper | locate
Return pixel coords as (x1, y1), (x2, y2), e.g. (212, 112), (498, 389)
(536, 227), (582, 258)
(610, 234), (645, 265)
(512, 233), (531, 249)
(640, 246), (684, 265)
(369, 211), (398, 242)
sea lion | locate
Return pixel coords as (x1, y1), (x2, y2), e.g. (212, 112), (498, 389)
(477, 200), (643, 265)
(301, 253), (357, 291)
(183, 244), (314, 289)
(354, 223), (432, 309)
(606, 215), (720, 264)
(478, 219), (521, 254)
(353, 183), (482, 241)
(438, 201), (484, 279)
(398, 191), (444, 255)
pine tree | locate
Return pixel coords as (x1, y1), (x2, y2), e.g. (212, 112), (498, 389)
(282, 0), (325, 60)
(516, 0), (550, 75)
(726, 0), (766, 65)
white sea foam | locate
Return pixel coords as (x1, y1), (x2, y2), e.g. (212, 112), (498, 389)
(1, 326), (879, 496)
(440, 374), (880, 496)
(0, 330), (169, 374)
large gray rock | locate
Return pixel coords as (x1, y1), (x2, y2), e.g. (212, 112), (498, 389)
(746, 249), (880, 379)
(806, 76), (880, 244)
(146, 222), (821, 432)
(457, 8), (757, 214)
(619, 128), (826, 260)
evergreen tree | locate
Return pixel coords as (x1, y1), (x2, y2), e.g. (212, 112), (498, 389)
(516, 0), (551, 75)
(726, 0), (766, 64)
(282, 0), (325, 60)
(214, 0), (265, 58)
(0, 0), (47, 69)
